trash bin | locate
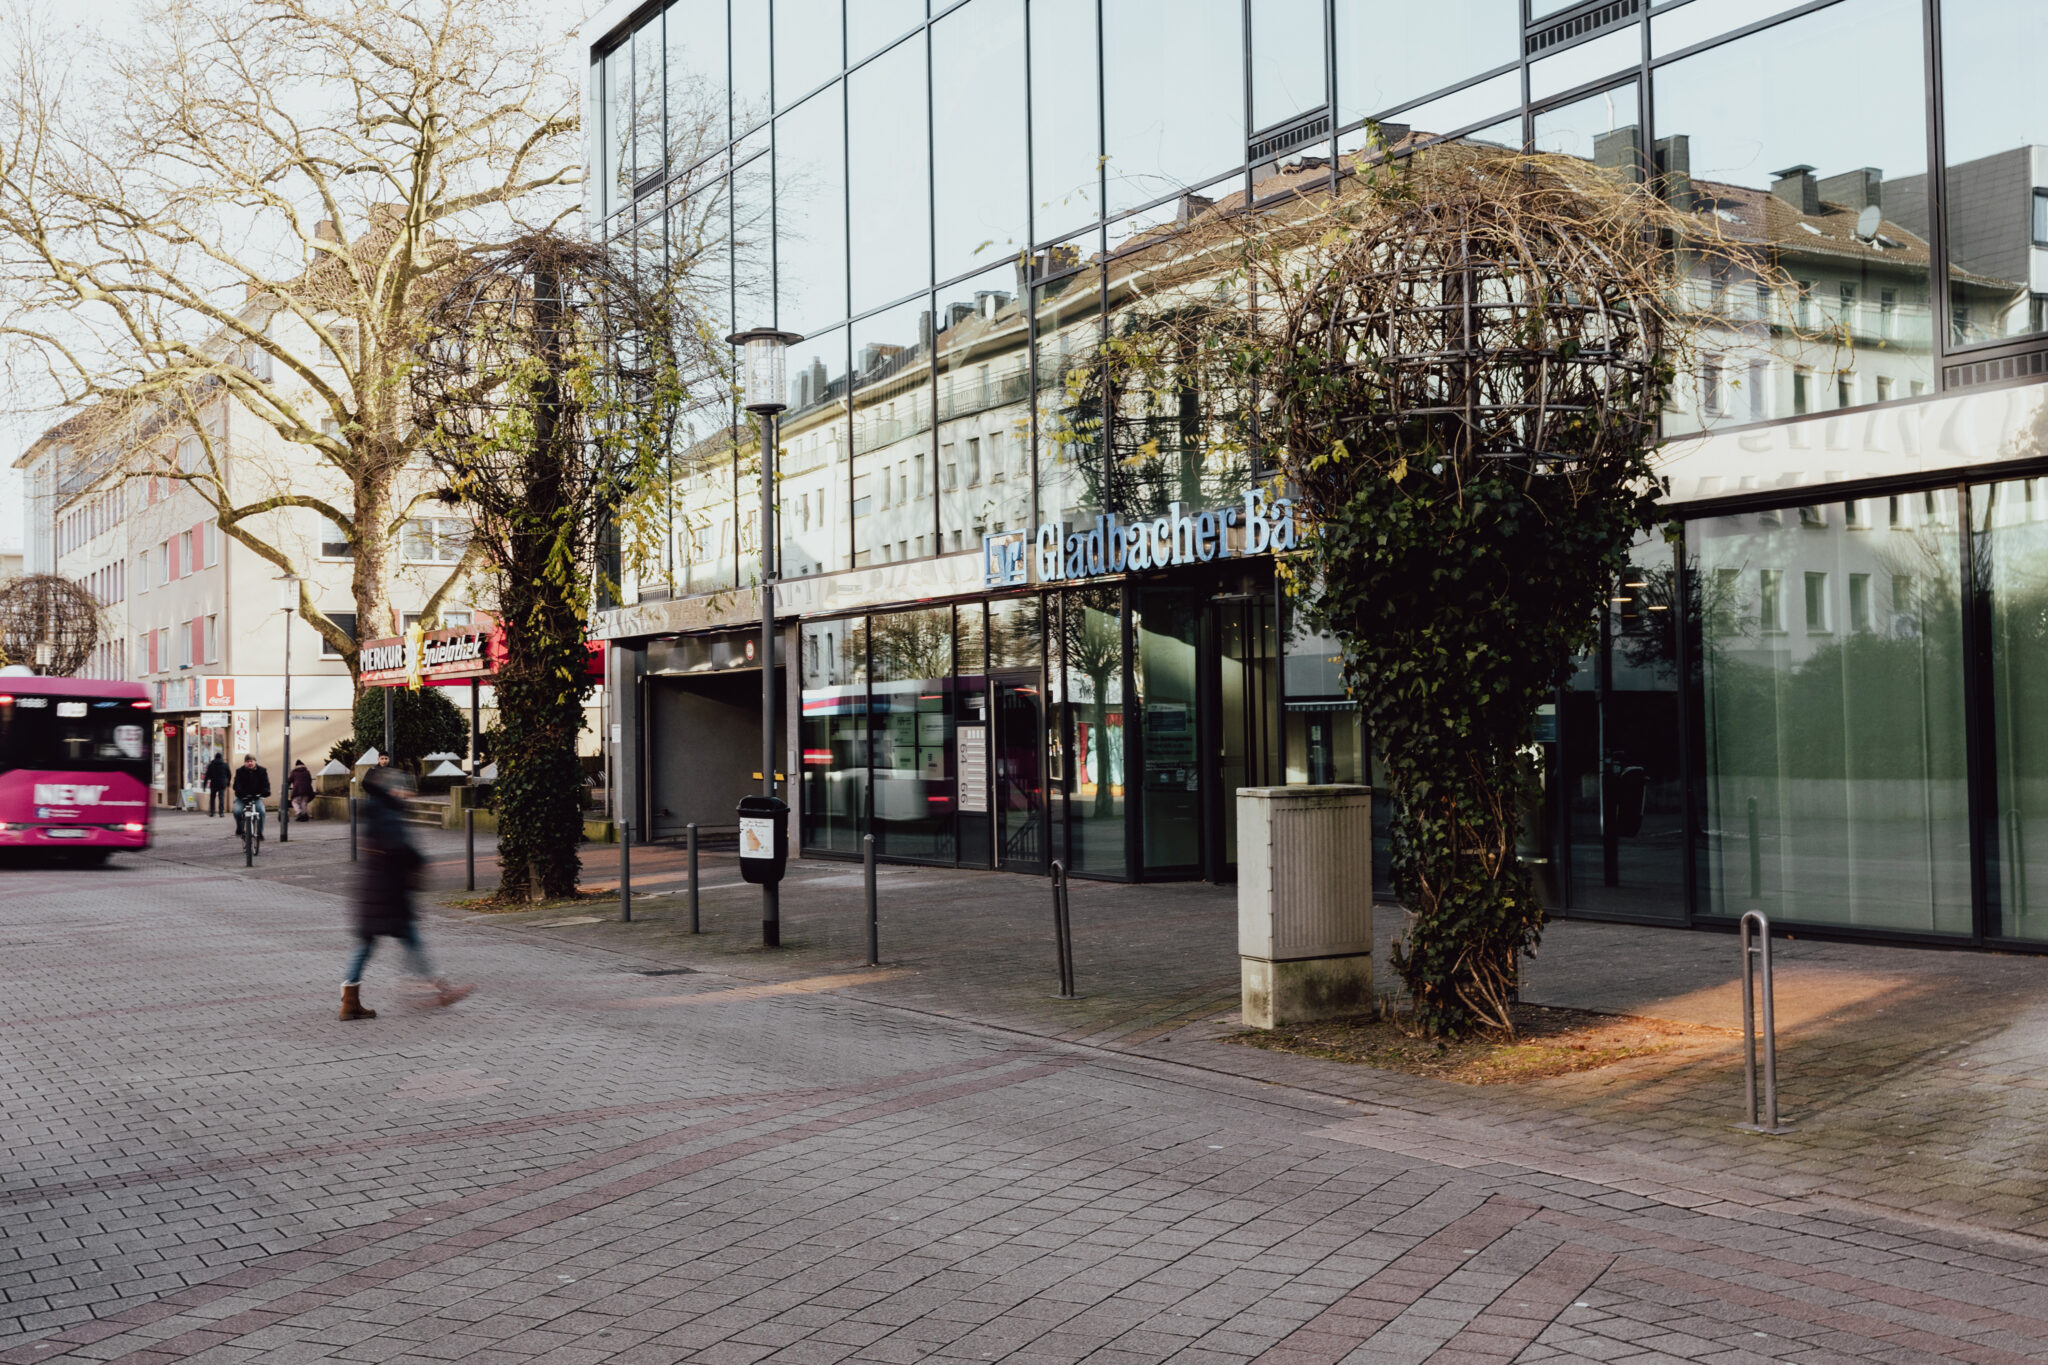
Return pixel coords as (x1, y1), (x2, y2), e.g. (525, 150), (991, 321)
(736, 795), (789, 886)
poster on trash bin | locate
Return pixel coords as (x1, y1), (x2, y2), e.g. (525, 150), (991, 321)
(739, 816), (774, 858)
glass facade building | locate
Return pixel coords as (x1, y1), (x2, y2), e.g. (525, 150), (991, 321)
(589, 0), (2048, 945)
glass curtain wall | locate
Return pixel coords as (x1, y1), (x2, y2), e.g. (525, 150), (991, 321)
(780, 327), (848, 579)
(851, 301), (935, 565)
(1975, 477), (2048, 941)
(1135, 587), (1201, 873)
(1691, 497), (1971, 933)
(1062, 586), (1127, 877)
(938, 264), (1032, 555)
(799, 616), (868, 855)
(869, 607), (956, 860)
(1940, 1), (2048, 346)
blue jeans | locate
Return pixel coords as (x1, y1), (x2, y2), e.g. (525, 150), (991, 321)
(345, 925), (432, 984)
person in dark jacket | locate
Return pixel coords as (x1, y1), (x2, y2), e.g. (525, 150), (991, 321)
(230, 755), (270, 840)
(340, 766), (472, 1021)
(288, 760), (314, 822)
(204, 753), (231, 818)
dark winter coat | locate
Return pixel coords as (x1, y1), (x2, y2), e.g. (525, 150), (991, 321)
(353, 788), (422, 937)
(231, 764), (271, 800)
(288, 765), (314, 799)
(204, 757), (231, 792)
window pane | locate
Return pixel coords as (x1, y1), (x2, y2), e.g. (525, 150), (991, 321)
(1032, 245), (1103, 531)
(851, 299), (934, 567)
(673, 178), (732, 338)
(632, 18), (664, 189)
(869, 607), (955, 860)
(1690, 499), (1970, 934)
(1062, 586), (1126, 877)
(1533, 83), (1639, 169)
(1135, 586), (1200, 873)
(1334, 0), (1517, 126)
(780, 325), (849, 577)
(1940, 0), (2048, 345)
(666, 0), (728, 159)
(732, 134), (773, 330)
(1977, 477), (2048, 939)
(774, 0), (841, 105)
(673, 410), (737, 594)
(1101, 0), (1244, 217)
(1652, 0), (1932, 434)
(800, 617), (868, 854)
(1252, 0), (1327, 132)
(604, 42), (633, 218)
(733, 0), (771, 130)
(1652, 0), (1807, 59)
(933, 0), (1027, 282)
(849, 0), (923, 62)
(848, 34), (930, 314)
(1529, 27), (1638, 105)
(1029, 0), (1100, 241)
(937, 263), (1031, 557)
(775, 85), (847, 333)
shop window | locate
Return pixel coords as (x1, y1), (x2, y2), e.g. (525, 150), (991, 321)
(869, 608), (956, 861)
(1690, 497), (1970, 934)
(1059, 587), (1125, 879)
(799, 617), (869, 856)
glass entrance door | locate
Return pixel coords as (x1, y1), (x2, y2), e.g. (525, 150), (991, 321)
(992, 672), (1046, 871)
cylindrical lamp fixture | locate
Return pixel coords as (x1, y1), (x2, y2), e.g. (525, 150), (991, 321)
(727, 328), (803, 414)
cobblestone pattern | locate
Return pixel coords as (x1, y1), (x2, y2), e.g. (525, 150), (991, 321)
(3, 819), (2048, 1362)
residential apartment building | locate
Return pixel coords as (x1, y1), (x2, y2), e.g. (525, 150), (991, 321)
(585, 0), (2048, 951)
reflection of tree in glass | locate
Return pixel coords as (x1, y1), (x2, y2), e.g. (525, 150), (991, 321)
(869, 609), (953, 681)
(1062, 590), (1121, 819)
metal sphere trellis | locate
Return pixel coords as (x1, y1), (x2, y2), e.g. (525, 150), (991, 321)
(0, 574), (102, 676)
(1278, 169), (1667, 504)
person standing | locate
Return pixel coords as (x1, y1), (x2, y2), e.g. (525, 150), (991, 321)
(231, 754), (271, 840)
(340, 766), (472, 1021)
(204, 752), (231, 818)
(288, 759), (314, 822)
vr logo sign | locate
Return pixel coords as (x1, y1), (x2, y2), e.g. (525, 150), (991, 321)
(1028, 490), (1297, 585)
(983, 528), (1029, 587)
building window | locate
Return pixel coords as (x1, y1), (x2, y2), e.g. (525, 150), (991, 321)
(400, 517), (469, 563)
(1804, 572), (1831, 634)
(1759, 569), (1783, 633)
(203, 614), (218, 664)
(1877, 375), (1894, 402)
(1838, 282), (1859, 333)
(2035, 188), (2048, 248)
(319, 518), (352, 559)
(1793, 368), (1811, 415)
(1837, 373), (1855, 409)
(1700, 356), (1724, 417)
(321, 612), (358, 659)
(1879, 288), (1897, 338)
(1849, 573), (1872, 632)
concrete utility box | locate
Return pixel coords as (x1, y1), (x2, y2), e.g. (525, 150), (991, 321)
(1237, 785), (1373, 1029)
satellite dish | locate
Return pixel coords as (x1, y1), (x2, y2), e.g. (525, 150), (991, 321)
(1855, 204), (1882, 241)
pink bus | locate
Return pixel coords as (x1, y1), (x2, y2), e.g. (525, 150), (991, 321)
(0, 671), (153, 863)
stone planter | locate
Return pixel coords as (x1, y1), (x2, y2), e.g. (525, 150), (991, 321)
(1237, 785), (1373, 1029)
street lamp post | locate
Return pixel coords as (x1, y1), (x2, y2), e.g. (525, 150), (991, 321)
(276, 573), (301, 843)
(728, 326), (801, 947)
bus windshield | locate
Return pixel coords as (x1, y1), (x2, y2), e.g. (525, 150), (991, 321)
(0, 695), (152, 781)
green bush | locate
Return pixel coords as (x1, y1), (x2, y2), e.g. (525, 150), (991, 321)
(326, 687), (469, 774)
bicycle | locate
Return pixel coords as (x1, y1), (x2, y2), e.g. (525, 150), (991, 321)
(238, 796), (265, 866)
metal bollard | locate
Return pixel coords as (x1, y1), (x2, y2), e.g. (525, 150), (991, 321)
(1050, 860), (1078, 1000)
(1736, 909), (1792, 1134)
(687, 822), (700, 934)
(1747, 795), (1762, 902)
(348, 796), (357, 862)
(465, 807), (475, 892)
(864, 833), (878, 967)
(619, 820), (632, 923)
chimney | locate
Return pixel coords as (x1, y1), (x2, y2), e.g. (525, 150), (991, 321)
(1594, 125), (1643, 176)
(1654, 134), (1694, 213)
(918, 309), (934, 353)
(314, 219), (339, 242)
(1771, 165), (1820, 214)
(1817, 167), (1883, 212)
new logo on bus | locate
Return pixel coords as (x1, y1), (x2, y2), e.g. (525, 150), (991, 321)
(33, 784), (107, 806)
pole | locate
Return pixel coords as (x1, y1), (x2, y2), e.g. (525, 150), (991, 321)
(1051, 860), (1077, 999)
(279, 604), (291, 843)
(864, 833), (878, 967)
(687, 822), (700, 933)
(470, 677), (481, 775)
(760, 408), (780, 949)
(465, 807), (476, 892)
(348, 795), (357, 862)
(1737, 909), (1791, 1134)
(619, 820), (632, 922)
(1747, 794), (1762, 902)
(383, 686), (394, 763)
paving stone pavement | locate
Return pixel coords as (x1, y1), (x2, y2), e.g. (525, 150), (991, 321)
(4, 816), (2048, 1363)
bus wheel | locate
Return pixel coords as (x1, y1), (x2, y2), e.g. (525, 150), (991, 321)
(74, 850), (110, 868)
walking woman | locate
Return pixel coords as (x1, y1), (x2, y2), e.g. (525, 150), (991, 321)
(340, 766), (472, 1020)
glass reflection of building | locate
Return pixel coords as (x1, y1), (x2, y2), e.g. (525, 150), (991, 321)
(591, 0), (2048, 947)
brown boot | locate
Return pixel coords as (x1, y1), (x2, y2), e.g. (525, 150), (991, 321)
(431, 980), (473, 1008)
(340, 983), (377, 1021)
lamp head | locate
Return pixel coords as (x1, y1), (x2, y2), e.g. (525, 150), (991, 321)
(726, 327), (803, 414)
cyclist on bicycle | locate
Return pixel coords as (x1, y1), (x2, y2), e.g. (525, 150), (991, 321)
(231, 754), (271, 845)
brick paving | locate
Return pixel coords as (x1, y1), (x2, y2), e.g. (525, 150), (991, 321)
(2, 814), (2048, 1362)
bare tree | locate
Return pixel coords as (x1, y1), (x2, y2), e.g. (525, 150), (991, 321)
(0, 0), (588, 671)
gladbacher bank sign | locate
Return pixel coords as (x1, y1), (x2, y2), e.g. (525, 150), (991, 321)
(983, 489), (1301, 588)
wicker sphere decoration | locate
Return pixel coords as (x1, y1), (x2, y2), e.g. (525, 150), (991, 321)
(1279, 159), (1666, 496)
(0, 573), (101, 675)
